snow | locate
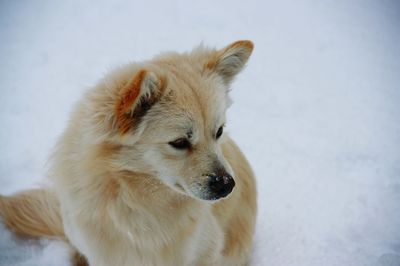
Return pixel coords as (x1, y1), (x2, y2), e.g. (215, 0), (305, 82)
(1, 0), (399, 265)
(0, 223), (71, 266)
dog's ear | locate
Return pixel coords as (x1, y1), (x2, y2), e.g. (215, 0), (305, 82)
(115, 70), (165, 134)
(206, 40), (254, 85)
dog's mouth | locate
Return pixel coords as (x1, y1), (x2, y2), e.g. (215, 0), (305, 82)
(173, 182), (186, 193)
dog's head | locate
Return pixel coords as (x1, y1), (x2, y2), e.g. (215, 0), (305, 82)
(87, 40), (253, 201)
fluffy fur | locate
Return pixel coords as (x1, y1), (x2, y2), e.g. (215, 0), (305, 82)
(0, 40), (257, 266)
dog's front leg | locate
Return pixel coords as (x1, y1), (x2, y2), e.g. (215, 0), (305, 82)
(61, 206), (132, 266)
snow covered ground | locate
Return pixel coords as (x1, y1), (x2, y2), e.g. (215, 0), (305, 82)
(1, 0), (399, 265)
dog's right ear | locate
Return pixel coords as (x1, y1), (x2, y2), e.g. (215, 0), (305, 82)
(206, 40), (254, 85)
(115, 70), (165, 134)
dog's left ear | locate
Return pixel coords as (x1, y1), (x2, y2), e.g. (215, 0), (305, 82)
(115, 70), (165, 134)
(207, 40), (254, 85)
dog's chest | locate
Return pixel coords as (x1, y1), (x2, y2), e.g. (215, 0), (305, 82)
(118, 210), (223, 266)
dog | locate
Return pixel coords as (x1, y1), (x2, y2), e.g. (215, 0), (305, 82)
(0, 40), (257, 266)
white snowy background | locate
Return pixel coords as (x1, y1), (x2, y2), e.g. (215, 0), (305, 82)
(0, 0), (399, 265)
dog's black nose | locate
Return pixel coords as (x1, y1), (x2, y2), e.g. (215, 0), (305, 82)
(208, 173), (235, 199)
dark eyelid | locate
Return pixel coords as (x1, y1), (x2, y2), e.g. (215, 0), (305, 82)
(168, 138), (191, 150)
(216, 125), (224, 139)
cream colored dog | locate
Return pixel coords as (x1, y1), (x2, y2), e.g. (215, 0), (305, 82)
(0, 40), (257, 266)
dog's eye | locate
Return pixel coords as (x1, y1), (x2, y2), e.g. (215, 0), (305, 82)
(216, 126), (224, 139)
(168, 138), (191, 150)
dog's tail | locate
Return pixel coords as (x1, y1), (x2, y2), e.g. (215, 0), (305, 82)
(0, 189), (64, 239)
(0, 189), (89, 266)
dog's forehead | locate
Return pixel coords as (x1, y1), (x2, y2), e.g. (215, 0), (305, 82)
(140, 79), (227, 142)
(166, 71), (228, 126)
